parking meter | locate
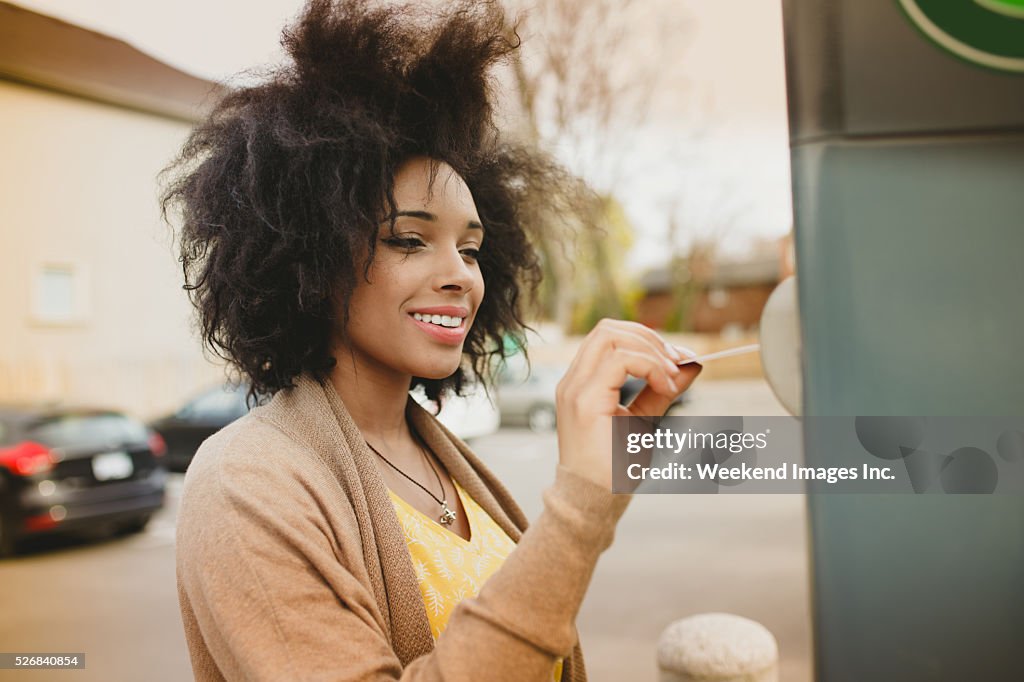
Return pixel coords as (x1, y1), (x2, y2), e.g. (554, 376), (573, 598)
(782, 1), (1024, 680)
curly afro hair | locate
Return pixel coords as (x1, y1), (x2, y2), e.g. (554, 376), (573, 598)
(161, 0), (578, 404)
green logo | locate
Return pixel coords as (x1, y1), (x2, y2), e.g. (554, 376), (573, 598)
(898, 0), (1024, 73)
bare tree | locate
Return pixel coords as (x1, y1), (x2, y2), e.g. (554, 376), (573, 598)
(660, 176), (754, 331)
(501, 0), (694, 330)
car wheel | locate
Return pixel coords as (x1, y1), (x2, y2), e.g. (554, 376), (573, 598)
(114, 514), (152, 536)
(527, 404), (557, 432)
(0, 514), (16, 558)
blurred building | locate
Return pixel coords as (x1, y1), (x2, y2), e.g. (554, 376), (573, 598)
(0, 2), (226, 417)
(636, 236), (787, 334)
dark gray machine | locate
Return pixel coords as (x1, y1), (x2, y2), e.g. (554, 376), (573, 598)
(782, 1), (1024, 680)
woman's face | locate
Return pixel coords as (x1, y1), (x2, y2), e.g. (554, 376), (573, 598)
(338, 157), (485, 382)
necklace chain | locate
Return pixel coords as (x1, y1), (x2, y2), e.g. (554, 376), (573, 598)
(365, 436), (458, 526)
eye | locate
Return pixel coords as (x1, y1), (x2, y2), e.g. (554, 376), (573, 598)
(460, 246), (481, 261)
(382, 236), (424, 250)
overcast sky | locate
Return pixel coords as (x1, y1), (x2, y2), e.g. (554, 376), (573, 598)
(17, 0), (793, 269)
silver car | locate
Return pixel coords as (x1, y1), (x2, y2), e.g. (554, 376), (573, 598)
(495, 362), (564, 432)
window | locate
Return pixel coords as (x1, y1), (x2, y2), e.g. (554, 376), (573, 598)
(29, 413), (149, 449)
(31, 263), (88, 324)
(708, 287), (730, 309)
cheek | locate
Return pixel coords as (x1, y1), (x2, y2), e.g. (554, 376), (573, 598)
(474, 268), (486, 300)
(344, 281), (377, 320)
(352, 259), (403, 305)
(342, 272), (394, 332)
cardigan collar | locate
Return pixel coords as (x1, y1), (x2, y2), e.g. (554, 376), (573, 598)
(261, 374), (530, 667)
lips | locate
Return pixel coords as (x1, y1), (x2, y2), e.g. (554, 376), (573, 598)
(408, 312), (468, 345)
(407, 306), (470, 317)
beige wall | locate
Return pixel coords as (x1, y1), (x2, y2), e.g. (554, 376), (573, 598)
(0, 80), (224, 419)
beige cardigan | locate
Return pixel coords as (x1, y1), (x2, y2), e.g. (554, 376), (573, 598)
(176, 374), (631, 681)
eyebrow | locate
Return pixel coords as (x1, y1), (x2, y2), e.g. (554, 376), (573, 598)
(394, 210), (484, 232)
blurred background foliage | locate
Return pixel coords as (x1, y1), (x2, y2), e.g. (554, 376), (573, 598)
(502, 0), (697, 334)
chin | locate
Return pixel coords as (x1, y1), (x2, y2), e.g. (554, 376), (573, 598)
(415, 366), (463, 381)
(409, 356), (464, 381)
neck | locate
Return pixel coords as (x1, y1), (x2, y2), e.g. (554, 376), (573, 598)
(329, 345), (413, 448)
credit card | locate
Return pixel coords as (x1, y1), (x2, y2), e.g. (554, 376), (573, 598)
(676, 343), (761, 365)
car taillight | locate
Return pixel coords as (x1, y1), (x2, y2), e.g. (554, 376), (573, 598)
(148, 431), (167, 458)
(0, 441), (56, 476)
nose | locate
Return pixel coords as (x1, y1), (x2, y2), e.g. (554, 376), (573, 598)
(432, 244), (477, 293)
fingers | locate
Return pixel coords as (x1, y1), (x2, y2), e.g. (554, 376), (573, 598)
(626, 362), (702, 418)
(596, 347), (681, 398)
(559, 343), (682, 418)
(570, 319), (683, 381)
(558, 318), (704, 419)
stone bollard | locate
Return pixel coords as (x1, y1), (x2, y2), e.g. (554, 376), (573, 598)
(657, 613), (779, 682)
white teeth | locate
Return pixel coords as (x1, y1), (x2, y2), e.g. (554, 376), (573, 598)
(412, 313), (463, 328)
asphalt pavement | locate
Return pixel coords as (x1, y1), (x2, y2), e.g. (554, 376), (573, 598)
(475, 380), (812, 682)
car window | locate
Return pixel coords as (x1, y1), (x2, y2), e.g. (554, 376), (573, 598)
(28, 413), (148, 449)
(178, 386), (248, 421)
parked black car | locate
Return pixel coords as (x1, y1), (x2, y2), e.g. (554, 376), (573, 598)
(0, 406), (167, 557)
(150, 384), (250, 472)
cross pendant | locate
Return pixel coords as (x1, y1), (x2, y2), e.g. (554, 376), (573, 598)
(439, 504), (457, 526)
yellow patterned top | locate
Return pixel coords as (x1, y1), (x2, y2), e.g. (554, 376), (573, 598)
(389, 481), (564, 681)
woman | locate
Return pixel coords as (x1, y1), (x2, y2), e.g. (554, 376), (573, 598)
(163, 1), (702, 680)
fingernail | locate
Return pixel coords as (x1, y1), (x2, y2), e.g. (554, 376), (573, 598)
(674, 344), (697, 358)
(664, 342), (682, 362)
(664, 358), (681, 374)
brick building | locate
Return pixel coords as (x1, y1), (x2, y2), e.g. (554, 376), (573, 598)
(636, 236), (788, 333)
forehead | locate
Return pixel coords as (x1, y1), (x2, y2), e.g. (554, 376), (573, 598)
(392, 158), (477, 216)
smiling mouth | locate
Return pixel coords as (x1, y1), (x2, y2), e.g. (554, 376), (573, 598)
(410, 312), (465, 329)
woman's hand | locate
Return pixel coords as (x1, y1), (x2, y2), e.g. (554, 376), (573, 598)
(554, 319), (703, 490)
